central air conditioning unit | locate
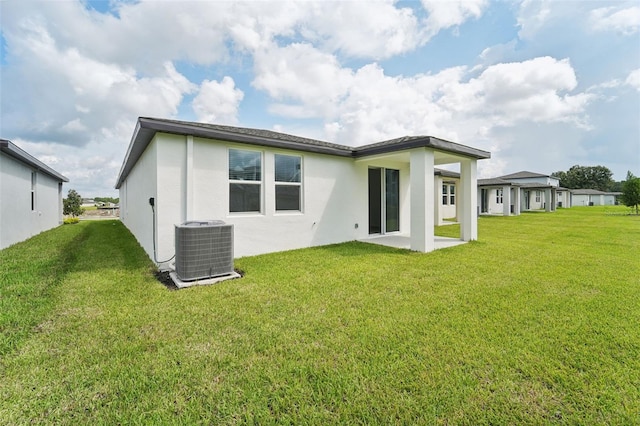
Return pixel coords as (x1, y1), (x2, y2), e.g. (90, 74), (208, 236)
(174, 220), (234, 281)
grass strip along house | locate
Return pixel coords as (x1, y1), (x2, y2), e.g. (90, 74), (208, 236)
(115, 117), (490, 272)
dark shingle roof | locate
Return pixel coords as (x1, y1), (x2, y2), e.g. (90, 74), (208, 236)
(498, 171), (550, 179)
(478, 178), (520, 187)
(116, 117), (490, 189)
(572, 189), (621, 195)
(0, 139), (69, 182)
(434, 168), (460, 178)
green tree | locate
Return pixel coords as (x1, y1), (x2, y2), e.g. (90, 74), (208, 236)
(94, 197), (119, 204)
(552, 165), (614, 191)
(63, 189), (85, 217)
(620, 171), (640, 215)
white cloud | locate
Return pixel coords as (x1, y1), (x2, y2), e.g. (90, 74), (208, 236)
(1, 14), (194, 145)
(626, 69), (640, 91)
(516, 0), (552, 39)
(302, 1), (424, 59)
(254, 48), (594, 145)
(422, 0), (487, 38)
(590, 6), (640, 35)
(462, 57), (594, 128)
(252, 43), (354, 117)
(192, 77), (245, 124)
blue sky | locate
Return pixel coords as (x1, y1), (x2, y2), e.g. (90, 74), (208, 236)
(1, 0), (638, 197)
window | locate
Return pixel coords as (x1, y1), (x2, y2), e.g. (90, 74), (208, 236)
(449, 184), (455, 205)
(442, 184), (448, 205)
(496, 188), (503, 204)
(31, 172), (36, 211)
(275, 154), (302, 211)
(535, 191), (541, 202)
(229, 149), (262, 213)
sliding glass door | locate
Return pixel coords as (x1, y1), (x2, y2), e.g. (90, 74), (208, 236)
(368, 168), (400, 234)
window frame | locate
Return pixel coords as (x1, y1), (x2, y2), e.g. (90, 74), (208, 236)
(449, 184), (455, 205)
(228, 148), (263, 214)
(496, 188), (503, 204)
(274, 153), (303, 212)
(442, 184), (448, 205)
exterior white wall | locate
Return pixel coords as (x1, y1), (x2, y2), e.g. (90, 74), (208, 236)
(124, 134), (370, 260)
(119, 137), (158, 260)
(572, 193), (614, 206)
(522, 189), (545, 210)
(479, 186), (518, 215)
(556, 190), (571, 208)
(572, 194), (590, 206)
(1, 152), (64, 249)
(485, 188), (504, 215)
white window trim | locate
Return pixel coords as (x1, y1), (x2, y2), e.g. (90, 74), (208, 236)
(228, 148), (263, 215)
(274, 154), (303, 214)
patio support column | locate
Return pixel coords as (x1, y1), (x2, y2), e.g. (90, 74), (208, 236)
(460, 158), (477, 241)
(503, 185), (511, 216)
(545, 188), (552, 212)
(410, 148), (435, 252)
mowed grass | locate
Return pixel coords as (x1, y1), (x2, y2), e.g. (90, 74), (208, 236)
(1, 207), (638, 424)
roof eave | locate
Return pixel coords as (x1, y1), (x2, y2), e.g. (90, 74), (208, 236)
(115, 118), (353, 189)
(1, 139), (69, 182)
(354, 136), (491, 160)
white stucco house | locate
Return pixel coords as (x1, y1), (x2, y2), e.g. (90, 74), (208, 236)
(0, 139), (68, 250)
(115, 118), (490, 264)
(435, 168), (460, 225)
(571, 189), (620, 206)
(478, 171), (570, 216)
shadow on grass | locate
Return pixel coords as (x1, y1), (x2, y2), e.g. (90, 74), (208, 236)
(0, 223), (89, 357)
(0, 221), (154, 356)
(302, 240), (411, 258)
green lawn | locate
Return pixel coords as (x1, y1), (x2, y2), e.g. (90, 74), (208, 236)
(1, 207), (639, 424)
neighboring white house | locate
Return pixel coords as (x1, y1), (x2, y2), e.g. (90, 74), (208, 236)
(478, 171), (569, 216)
(115, 117), (490, 263)
(571, 189), (621, 206)
(435, 168), (460, 225)
(477, 178), (522, 216)
(0, 139), (68, 250)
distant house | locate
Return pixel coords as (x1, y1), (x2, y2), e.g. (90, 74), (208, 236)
(435, 168), (460, 225)
(0, 139), (68, 249)
(477, 177), (522, 216)
(115, 117), (490, 262)
(572, 189), (621, 206)
(478, 171), (570, 216)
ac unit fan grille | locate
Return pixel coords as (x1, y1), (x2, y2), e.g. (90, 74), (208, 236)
(175, 222), (234, 281)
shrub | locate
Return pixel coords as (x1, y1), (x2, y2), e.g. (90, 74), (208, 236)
(63, 217), (80, 225)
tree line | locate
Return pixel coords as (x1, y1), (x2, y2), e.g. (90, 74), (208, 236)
(552, 165), (639, 214)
